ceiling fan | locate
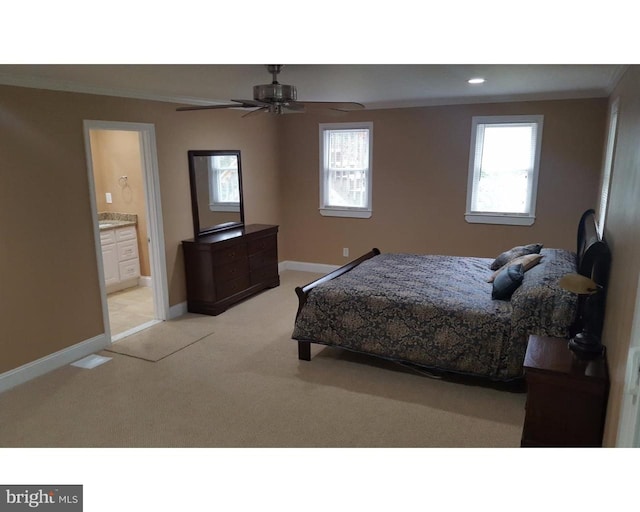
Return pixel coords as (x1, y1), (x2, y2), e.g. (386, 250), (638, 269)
(176, 65), (365, 117)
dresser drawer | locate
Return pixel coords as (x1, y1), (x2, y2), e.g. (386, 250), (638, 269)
(119, 259), (140, 280)
(214, 259), (249, 283)
(248, 235), (276, 255)
(216, 274), (251, 300)
(250, 264), (279, 285)
(212, 244), (248, 266)
(117, 239), (139, 261)
(116, 225), (137, 242)
(249, 248), (278, 270)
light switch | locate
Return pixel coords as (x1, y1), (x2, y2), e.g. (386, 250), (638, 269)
(106, 192), (112, 204)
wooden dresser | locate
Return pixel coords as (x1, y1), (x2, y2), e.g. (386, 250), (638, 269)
(182, 224), (279, 315)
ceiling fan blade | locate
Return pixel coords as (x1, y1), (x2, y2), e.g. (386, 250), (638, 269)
(176, 103), (244, 112)
(242, 107), (268, 118)
(177, 99), (270, 112)
(299, 101), (365, 111)
(231, 99), (270, 108)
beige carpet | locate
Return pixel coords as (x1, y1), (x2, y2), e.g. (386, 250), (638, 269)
(105, 314), (215, 361)
(0, 270), (526, 447)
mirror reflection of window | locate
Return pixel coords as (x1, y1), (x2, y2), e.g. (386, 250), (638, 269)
(209, 155), (240, 212)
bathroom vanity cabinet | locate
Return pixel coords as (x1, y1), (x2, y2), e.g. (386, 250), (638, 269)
(100, 225), (141, 293)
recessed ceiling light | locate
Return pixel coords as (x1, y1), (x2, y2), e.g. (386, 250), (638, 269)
(468, 78), (486, 84)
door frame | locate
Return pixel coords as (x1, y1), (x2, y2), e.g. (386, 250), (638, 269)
(83, 120), (169, 341)
(616, 272), (640, 447)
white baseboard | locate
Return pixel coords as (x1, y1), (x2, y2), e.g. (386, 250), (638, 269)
(0, 333), (109, 394)
(111, 320), (161, 342)
(106, 277), (139, 294)
(279, 261), (340, 274)
(138, 276), (152, 287)
(169, 301), (188, 319)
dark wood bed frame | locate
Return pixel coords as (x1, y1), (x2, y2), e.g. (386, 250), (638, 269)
(574, 209), (611, 339)
(294, 248), (380, 360)
(294, 209), (610, 367)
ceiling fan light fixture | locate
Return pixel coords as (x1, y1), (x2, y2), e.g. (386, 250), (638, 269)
(253, 82), (297, 104)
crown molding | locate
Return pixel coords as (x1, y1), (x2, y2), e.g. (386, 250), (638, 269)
(0, 71), (222, 106)
(606, 64), (630, 95)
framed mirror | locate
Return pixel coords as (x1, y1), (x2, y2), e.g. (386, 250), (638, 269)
(187, 150), (244, 237)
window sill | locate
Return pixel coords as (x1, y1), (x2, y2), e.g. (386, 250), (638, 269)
(320, 208), (372, 219)
(465, 213), (535, 226)
(209, 204), (240, 213)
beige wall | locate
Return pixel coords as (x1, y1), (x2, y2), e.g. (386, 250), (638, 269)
(90, 129), (151, 276)
(0, 84), (281, 374)
(599, 66), (640, 446)
(1, 79), (622, 447)
(279, 99), (607, 264)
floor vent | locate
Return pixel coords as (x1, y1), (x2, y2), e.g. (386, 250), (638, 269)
(70, 354), (112, 369)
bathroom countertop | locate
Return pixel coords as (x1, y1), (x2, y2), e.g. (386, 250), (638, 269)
(98, 212), (138, 231)
(98, 219), (137, 231)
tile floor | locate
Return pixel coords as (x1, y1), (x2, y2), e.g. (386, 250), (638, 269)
(107, 286), (154, 336)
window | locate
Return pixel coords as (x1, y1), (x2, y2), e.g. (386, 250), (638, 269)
(597, 98), (620, 236)
(465, 115), (544, 226)
(319, 122), (373, 218)
(208, 154), (240, 212)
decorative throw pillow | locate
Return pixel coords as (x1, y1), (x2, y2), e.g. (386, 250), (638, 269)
(490, 243), (543, 270)
(488, 253), (543, 283)
(492, 263), (525, 300)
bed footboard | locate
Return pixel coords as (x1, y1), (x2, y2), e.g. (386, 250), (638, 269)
(294, 248), (380, 361)
(294, 248), (380, 320)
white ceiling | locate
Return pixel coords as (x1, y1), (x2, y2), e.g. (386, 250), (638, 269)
(0, 64), (626, 110)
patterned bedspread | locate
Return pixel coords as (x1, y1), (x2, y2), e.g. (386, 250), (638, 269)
(292, 249), (577, 380)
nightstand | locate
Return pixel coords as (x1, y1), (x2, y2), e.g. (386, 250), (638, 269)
(521, 335), (609, 447)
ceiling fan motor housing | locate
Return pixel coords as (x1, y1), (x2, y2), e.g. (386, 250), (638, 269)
(253, 83), (297, 103)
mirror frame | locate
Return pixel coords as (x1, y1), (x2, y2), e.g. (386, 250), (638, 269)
(187, 149), (245, 238)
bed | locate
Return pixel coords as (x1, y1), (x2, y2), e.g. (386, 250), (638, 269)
(292, 209), (610, 382)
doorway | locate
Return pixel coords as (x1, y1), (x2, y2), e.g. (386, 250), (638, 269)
(83, 120), (169, 342)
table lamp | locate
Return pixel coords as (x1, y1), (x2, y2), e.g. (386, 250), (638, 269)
(559, 273), (605, 359)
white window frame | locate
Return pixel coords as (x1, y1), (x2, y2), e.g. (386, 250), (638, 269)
(597, 97), (620, 236)
(465, 115), (544, 226)
(319, 122), (373, 219)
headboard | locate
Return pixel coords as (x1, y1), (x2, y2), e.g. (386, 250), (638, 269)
(576, 209), (611, 288)
(572, 209), (611, 339)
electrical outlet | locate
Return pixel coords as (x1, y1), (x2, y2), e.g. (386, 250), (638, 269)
(343, 248), (349, 258)
(105, 192), (113, 204)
